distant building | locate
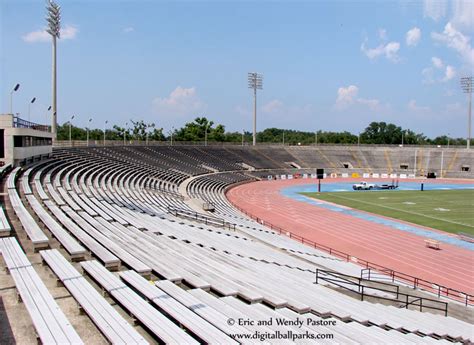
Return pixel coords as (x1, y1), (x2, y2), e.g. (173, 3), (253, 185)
(0, 114), (53, 167)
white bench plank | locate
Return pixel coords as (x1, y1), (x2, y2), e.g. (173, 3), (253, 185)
(40, 250), (148, 344)
(81, 261), (199, 344)
(120, 270), (237, 345)
(0, 238), (83, 344)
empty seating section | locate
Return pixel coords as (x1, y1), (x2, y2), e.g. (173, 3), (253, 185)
(8, 169), (49, 250)
(81, 260), (199, 344)
(40, 249), (148, 344)
(1, 145), (472, 344)
(0, 237), (83, 344)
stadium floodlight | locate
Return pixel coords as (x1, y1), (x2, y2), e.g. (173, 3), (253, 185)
(9, 83), (20, 114)
(28, 97), (36, 121)
(461, 76), (473, 149)
(248, 72), (263, 146)
(46, 0), (61, 142)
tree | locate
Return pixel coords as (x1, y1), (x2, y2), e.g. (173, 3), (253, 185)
(175, 117), (215, 141)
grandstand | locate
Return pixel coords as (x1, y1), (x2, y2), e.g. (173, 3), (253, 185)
(0, 144), (473, 344)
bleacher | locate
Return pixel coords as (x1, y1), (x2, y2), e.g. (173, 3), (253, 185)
(0, 145), (472, 344)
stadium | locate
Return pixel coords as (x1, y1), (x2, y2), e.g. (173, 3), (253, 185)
(1, 1), (473, 344)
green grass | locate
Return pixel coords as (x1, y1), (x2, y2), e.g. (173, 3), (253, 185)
(301, 190), (474, 235)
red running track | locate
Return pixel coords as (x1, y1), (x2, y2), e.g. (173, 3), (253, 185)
(226, 178), (474, 295)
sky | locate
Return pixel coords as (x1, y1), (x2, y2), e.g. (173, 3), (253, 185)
(0, 0), (473, 138)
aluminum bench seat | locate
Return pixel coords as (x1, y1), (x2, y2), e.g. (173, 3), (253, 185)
(0, 207), (11, 236)
(120, 270), (237, 344)
(155, 280), (255, 343)
(40, 249), (148, 344)
(8, 188), (49, 250)
(46, 202), (120, 269)
(81, 260), (199, 344)
(26, 195), (86, 260)
(0, 237), (83, 344)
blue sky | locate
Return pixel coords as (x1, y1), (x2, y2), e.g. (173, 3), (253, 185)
(1, 0), (473, 137)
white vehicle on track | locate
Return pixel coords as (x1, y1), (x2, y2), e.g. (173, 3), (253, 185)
(352, 181), (376, 190)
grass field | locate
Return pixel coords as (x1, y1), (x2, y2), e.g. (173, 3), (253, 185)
(301, 189), (474, 235)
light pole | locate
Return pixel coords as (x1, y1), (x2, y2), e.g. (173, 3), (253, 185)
(103, 120), (108, 146)
(248, 72), (263, 146)
(9, 83), (20, 114)
(401, 130), (405, 146)
(204, 123), (209, 146)
(282, 131), (285, 146)
(87, 118), (92, 147)
(28, 97), (36, 122)
(315, 131), (318, 146)
(46, 0), (61, 141)
(242, 129), (244, 146)
(461, 76), (473, 149)
(69, 115), (74, 146)
(447, 133), (450, 148)
(123, 122), (128, 146)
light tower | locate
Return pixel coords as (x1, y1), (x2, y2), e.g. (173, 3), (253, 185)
(461, 76), (473, 149)
(248, 72), (263, 146)
(46, 0), (61, 141)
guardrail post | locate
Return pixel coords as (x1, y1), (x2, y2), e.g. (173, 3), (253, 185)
(406, 295), (409, 309)
(420, 298), (423, 312)
(315, 269), (319, 284)
(361, 286), (364, 301)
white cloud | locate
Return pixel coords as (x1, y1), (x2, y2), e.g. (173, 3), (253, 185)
(423, 0), (447, 21)
(432, 56), (444, 68)
(357, 98), (380, 110)
(443, 65), (456, 81)
(123, 27), (134, 33)
(361, 40), (400, 62)
(335, 85), (359, 108)
(451, 0), (474, 29)
(335, 85), (380, 110)
(432, 22), (474, 68)
(422, 58), (456, 83)
(378, 28), (388, 40)
(61, 25), (78, 40)
(408, 100), (430, 111)
(262, 99), (284, 113)
(406, 27), (421, 46)
(22, 24), (78, 43)
(152, 86), (205, 117)
(259, 100), (313, 120)
(22, 30), (49, 43)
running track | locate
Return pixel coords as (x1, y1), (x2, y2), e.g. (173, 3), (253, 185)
(226, 178), (474, 295)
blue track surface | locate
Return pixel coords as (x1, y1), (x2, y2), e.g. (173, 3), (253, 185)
(280, 183), (474, 251)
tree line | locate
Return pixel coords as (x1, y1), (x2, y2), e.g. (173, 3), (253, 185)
(57, 118), (471, 146)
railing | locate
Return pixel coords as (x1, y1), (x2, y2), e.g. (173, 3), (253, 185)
(167, 206), (236, 231)
(13, 116), (51, 133)
(53, 140), (471, 149)
(227, 197), (473, 307)
(315, 269), (449, 316)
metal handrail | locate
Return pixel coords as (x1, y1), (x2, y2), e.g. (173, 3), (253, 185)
(167, 206), (236, 230)
(315, 269), (448, 316)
